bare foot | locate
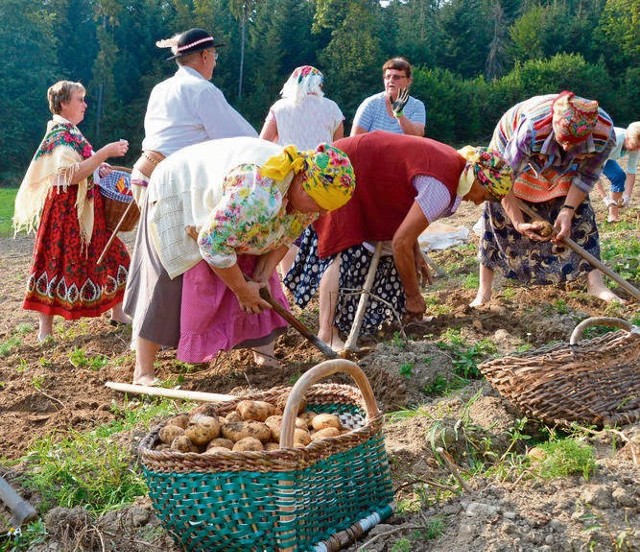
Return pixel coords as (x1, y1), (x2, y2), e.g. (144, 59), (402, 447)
(318, 328), (345, 352)
(133, 375), (159, 386)
(110, 313), (132, 325)
(253, 352), (282, 368)
(587, 285), (624, 303)
(38, 332), (53, 343)
(469, 293), (491, 308)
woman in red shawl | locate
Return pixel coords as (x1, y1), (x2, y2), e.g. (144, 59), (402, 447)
(13, 81), (131, 341)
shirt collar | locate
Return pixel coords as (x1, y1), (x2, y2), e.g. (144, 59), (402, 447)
(176, 65), (207, 80)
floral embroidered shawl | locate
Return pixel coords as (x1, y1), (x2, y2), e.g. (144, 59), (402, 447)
(14, 114), (95, 247)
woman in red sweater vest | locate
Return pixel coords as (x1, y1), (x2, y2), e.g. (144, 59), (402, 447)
(284, 131), (513, 350)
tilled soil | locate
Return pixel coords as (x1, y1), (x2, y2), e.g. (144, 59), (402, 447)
(0, 199), (638, 551)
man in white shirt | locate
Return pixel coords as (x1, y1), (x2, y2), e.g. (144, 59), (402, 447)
(131, 28), (257, 205)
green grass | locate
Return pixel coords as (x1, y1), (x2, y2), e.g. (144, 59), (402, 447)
(530, 438), (596, 480)
(0, 188), (17, 237)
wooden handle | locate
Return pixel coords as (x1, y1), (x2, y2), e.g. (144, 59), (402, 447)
(0, 475), (37, 527)
(569, 316), (634, 346)
(259, 287), (338, 359)
(105, 381), (235, 402)
(344, 241), (383, 351)
(279, 359), (380, 448)
(96, 199), (135, 265)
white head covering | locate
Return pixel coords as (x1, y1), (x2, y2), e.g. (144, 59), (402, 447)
(280, 65), (325, 105)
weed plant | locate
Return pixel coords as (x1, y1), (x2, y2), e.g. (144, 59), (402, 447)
(19, 399), (181, 514)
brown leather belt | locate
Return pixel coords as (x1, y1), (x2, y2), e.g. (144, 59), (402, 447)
(133, 150), (166, 179)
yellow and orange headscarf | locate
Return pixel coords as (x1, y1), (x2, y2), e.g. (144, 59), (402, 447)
(259, 143), (355, 211)
(457, 146), (513, 200)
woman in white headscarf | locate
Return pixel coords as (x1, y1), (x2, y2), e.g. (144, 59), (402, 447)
(260, 65), (345, 273)
(260, 65), (344, 150)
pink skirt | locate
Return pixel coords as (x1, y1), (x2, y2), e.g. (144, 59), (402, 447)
(178, 257), (290, 363)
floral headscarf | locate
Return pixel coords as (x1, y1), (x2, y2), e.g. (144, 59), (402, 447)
(259, 143), (355, 211)
(457, 146), (513, 200)
(280, 65), (325, 105)
(552, 91), (599, 144)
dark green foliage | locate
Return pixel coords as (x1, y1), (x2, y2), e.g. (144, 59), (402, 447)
(0, 0), (632, 184)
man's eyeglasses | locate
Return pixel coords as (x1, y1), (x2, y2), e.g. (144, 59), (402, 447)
(204, 50), (219, 60)
(384, 74), (408, 81)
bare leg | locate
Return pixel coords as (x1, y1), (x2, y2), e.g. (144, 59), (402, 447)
(623, 181), (634, 206)
(586, 270), (622, 302)
(110, 302), (132, 324)
(317, 255), (344, 351)
(278, 245), (299, 279)
(593, 180), (607, 201)
(38, 313), (54, 341)
(470, 264), (494, 307)
(608, 191), (623, 223)
(252, 340), (280, 367)
(133, 337), (160, 385)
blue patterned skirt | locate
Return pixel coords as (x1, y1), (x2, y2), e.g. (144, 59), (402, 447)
(479, 197), (600, 284)
(284, 227), (405, 335)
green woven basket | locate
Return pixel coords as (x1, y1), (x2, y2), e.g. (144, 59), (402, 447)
(138, 360), (395, 551)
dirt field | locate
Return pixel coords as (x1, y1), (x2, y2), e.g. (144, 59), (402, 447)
(0, 198), (638, 551)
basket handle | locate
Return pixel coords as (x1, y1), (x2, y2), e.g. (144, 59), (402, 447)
(570, 316), (634, 346)
(109, 165), (132, 174)
(279, 359), (380, 448)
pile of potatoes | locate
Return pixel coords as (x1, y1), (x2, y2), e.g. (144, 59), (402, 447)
(153, 399), (349, 453)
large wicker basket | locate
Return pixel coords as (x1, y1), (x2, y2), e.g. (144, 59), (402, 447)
(138, 360), (395, 552)
(97, 166), (140, 232)
(478, 317), (640, 427)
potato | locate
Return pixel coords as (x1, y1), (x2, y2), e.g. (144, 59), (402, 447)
(232, 437), (264, 452)
(275, 392), (307, 415)
(264, 442), (280, 451)
(299, 411), (318, 427)
(265, 415), (308, 442)
(531, 220), (554, 238)
(166, 414), (190, 429)
(311, 414), (341, 431)
(158, 424), (185, 444)
(224, 411), (242, 423)
(222, 421), (272, 443)
(310, 427), (340, 441)
(155, 444), (171, 451)
(185, 415), (221, 446)
(207, 438), (234, 450)
(293, 428), (311, 446)
(236, 400), (277, 422)
(203, 446), (234, 455)
(171, 435), (199, 453)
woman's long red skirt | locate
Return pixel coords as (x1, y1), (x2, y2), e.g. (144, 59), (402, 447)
(23, 186), (130, 320)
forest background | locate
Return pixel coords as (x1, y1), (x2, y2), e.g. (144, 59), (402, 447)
(1, 0), (639, 185)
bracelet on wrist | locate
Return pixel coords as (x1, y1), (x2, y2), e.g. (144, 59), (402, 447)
(560, 204), (575, 211)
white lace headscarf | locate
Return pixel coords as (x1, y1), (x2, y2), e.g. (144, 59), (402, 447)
(280, 66), (325, 106)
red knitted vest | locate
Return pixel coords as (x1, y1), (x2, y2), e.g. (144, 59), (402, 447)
(315, 131), (464, 257)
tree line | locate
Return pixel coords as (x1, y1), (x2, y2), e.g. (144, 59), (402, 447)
(1, 0), (638, 184)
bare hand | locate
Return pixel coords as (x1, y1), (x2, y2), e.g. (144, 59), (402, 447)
(235, 281), (271, 314)
(415, 254), (433, 287)
(98, 163), (112, 178)
(102, 139), (129, 159)
(552, 210), (573, 242)
(404, 293), (426, 321)
(515, 221), (553, 242)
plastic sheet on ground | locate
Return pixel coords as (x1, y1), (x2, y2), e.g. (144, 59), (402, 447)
(418, 220), (470, 251)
